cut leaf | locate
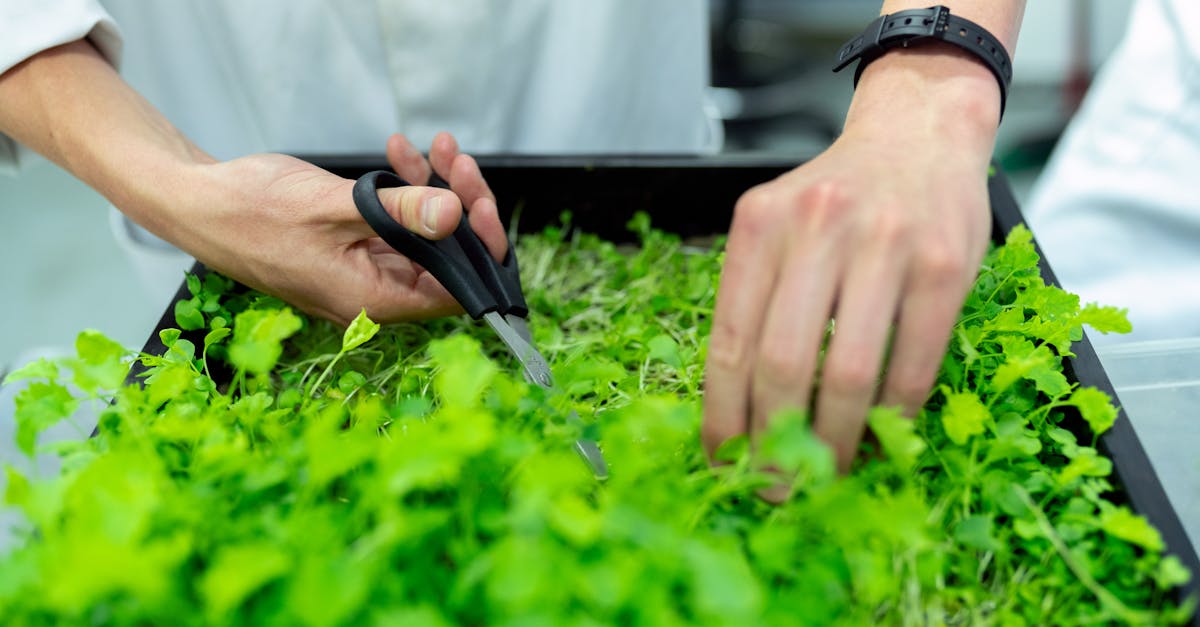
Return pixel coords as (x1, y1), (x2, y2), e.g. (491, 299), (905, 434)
(341, 308), (380, 353)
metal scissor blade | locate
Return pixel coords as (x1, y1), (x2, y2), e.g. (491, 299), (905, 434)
(483, 311), (552, 388)
(567, 410), (609, 479)
(483, 311), (609, 479)
(503, 313), (535, 346)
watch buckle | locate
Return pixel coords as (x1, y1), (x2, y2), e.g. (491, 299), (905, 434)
(925, 5), (951, 36)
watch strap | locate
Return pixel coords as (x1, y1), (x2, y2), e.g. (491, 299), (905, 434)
(833, 6), (1012, 118)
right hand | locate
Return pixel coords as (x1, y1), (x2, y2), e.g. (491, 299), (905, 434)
(701, 43), (1001, 477)
(153, 132), (506, 326)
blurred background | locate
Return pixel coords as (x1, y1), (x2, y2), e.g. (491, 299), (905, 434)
(0, 0), (1135, 372)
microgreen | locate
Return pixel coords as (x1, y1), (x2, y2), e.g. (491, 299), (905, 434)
(0, 217), (1191, 625)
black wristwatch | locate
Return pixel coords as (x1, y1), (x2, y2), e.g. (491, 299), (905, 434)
(832, 5), (1012, 119)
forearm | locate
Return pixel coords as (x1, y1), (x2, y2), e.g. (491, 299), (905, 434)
(0, 39), (212, 236)
(845, 1), (1027, 153)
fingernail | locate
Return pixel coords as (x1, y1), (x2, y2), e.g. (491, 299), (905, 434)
(421, 195), (442, 235)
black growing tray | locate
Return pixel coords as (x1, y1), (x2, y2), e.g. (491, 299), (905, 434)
(132, 155), (1199, 618)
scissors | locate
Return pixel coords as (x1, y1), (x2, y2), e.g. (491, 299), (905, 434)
(352, 170), (609, 479)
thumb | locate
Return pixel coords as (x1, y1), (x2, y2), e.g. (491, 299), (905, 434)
(376, 185), (463, 240)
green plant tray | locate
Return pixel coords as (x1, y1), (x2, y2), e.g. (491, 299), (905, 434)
(133, 155), (1200, 621)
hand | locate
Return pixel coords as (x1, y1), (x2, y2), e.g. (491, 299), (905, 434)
(161, 132), (505, 326)
(0, 42), (507, 326)
(701, 45), (1000, 475)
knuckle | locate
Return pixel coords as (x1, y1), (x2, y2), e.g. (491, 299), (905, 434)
(794, 179), (845, 210)
(754, 343), (810, 390)
(731, 186), (776, 234)
(887, 371), (935, 409)
(706, 319), (752, 374)
(374, 187), (410, 224)
(865, 208), (912, 249)
(916, 243), (969, 284)
(790, 180), (849, 228)
(821, 357), (878, 397)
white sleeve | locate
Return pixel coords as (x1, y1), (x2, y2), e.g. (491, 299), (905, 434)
(0, 0), (123, 174)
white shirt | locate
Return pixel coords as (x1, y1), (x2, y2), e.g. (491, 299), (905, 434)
(1024, 0), (1200, 344)
(0, 0), (717, 170)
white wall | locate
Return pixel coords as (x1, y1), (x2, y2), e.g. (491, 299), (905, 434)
(1013, 1), (1135, 83)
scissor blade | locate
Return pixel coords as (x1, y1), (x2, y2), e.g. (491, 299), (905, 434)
(567, 410), (609, 479)
(483, 312), (552, 388)
(504, 314), (535, 346)
(483, 311), (608, 479)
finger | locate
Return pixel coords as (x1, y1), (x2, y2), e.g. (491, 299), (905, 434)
(386, 133), (433, 185)
(467, 196), (508, 261)
(812, 242), (905, 473)
(748, 244), (839, 438)
(748, 248), (839, 505)
(372, 185), (463, 240)
(450, 153), (507, 259)
(701, 186), (784, 459)
(449, 153), (497, 209)
(429, 132), (460, 182)
(879, 247), (974, 417)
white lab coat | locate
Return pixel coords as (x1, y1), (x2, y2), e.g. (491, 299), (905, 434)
(1025, 0), (1200, 344)
(0, 0), (718, 169)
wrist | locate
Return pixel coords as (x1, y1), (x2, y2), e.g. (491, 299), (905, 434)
(843, 42), (1002, 152)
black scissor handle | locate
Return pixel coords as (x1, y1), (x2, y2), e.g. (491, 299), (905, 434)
(352, 170), (527, 319)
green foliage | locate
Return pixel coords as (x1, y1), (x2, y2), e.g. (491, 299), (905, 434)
(227, 308), (303, 376)
(0, 220), (1190, 625)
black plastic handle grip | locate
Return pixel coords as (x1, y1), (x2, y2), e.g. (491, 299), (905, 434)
(352, 170), (527, 319)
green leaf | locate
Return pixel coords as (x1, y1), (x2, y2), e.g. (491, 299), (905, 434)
(557, 356), (625, 397)
(70, 330), (128, 393)
(166, 338), (197, 364)
(758, 410), (835, 487)
(1077, 303), (1132, 335)
(159, 328), (182, 347)
(203, 327), (232, 351)
(341, 308), (380, 353)
(685, 542), (763, 623)
(370, 606), (453, 627)
(1100, 505), (1164, 551)
(1156, 555), (1192, 589)
(1057, 447), (1112, 485)
(186, 273), (202, 297)
(199, 543), (291, 618)
(337, 370), (368, 395)
(429, 335), (497, 409)
(866, 406), (926, 472)
(1068, 387), (1118, 435)
(3, 358), (59, 384)
(626, 211), (652, 239)
(4, 466), (30, 506)
(954, 515), (1001, 552)
(646, 333), (682, 369)
(142, 362), (197, 409)
(940, 389), (990, 445)
(174, 297), (205, 331)
(284, 555), (369, 627)
(712, 434), (749, 464)
(14, 381), (78, 456)
(990, 339), (1071, 399)
(228, 308), (303, 375)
